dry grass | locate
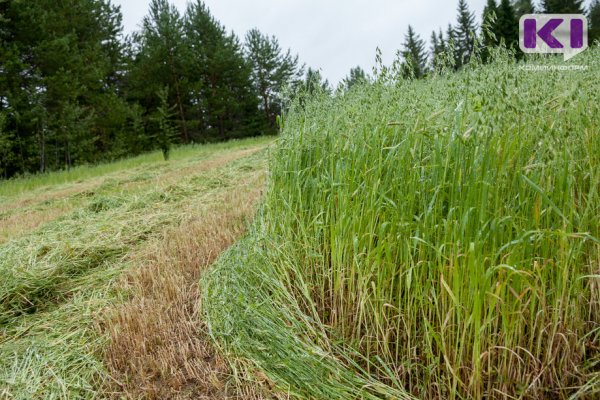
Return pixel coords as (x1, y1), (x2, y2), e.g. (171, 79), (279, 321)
(0, 205), (73, 243)
(101, 172), (271, 400)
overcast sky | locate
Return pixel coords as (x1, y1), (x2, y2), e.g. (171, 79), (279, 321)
(114, 0), (488, 85)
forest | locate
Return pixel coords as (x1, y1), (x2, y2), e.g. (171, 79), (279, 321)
(0, 0), (599, 179)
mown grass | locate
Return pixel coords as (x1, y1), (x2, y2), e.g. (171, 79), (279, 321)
(203, 49), (600, 399)
(0, 136), (272, 200)
(0, 138), (271, 399)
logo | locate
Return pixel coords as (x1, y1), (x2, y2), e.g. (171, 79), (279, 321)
(519, 14), (588, 61)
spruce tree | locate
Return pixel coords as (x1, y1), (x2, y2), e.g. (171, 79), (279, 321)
(497, 0), (519, 49)
(401, 25), (428, 78)
(590, 0), (600, 44)
(430, 30), (449, 71)
(293, 68), (331, 101)
(455, 0), (477, 67)
(245, 28), (302, 132)
(542, 0), (584, 13)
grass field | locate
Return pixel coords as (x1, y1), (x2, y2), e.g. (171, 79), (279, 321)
(1, 51), (599, 400)
(0, 136), (273, 399)
(203, 50), (600, 399)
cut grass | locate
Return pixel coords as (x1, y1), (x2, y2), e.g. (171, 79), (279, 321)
(203, 50), (600, 399)
(0, 139), (270, 244)
(102, 172), (268, 399)
(0, 136), (272, 201)
(0, 138), (273, 399)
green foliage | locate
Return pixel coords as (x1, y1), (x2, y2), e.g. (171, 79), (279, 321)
(542, 0), (585, 13)
(401, 26), (428, 79)
(245, 28), (302, 132)
(129, 0), (191, 143)
(455, 0), (477, 67)
(153, 87), (177, 160)
(204, 49), (600, 399)
(0, 0), (279, 179)
(342, 66), (369, 91)
(496, 0), (518, 49)
(0, 0), (126, 177)
(288, 67), (332, 107)
(184, 1), (262, 141)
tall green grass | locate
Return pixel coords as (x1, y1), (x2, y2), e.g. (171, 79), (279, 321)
(204, 50), (600, 399)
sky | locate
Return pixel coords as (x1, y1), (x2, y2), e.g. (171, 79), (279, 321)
(113, 0), (489, 85)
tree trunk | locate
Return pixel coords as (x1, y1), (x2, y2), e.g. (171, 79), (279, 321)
(168, 51), (189, 143)
(262, 90), (271, 128)
(39, 127), (46, 173)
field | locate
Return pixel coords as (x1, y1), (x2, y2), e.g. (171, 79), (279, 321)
(204, 50), (600, 399)
(0, 137), (273, 399)
(1, 51), (599, 400)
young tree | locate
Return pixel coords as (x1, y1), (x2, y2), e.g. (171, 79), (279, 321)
(430, 31), (443, 71)
(590, 0), (600, 44)
(153, 87), (177, 161)
(542, 0), (584, 13)
(293, 68), (330, 98)
(401, 25), (428, 79)
(245, 28), (302, 132)
(455, 0), (477, 67)
(513, 0), (536, 18)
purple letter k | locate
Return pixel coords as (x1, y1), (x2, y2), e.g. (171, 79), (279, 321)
(524, 18), (564, 49)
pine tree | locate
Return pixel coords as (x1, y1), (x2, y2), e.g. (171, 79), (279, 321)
(542, 0), (584, 13)
(401, 25), (428, 78)
(130, 0), (191, 143)
(590, 0), (600, 44)
(185, 1), (261, 140)
(0, 0), (126, 176)
(245, 28), (302, 132)
(455, 0), (477, 67)
(513, 0), (536, 18)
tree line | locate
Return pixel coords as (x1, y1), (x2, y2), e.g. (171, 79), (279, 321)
(394, 0), (600, 79)
(1, 0), (599, 178)
(0, 0), (304, 178)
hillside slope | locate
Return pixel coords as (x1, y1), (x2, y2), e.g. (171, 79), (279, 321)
(203, 51), (600, 399)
